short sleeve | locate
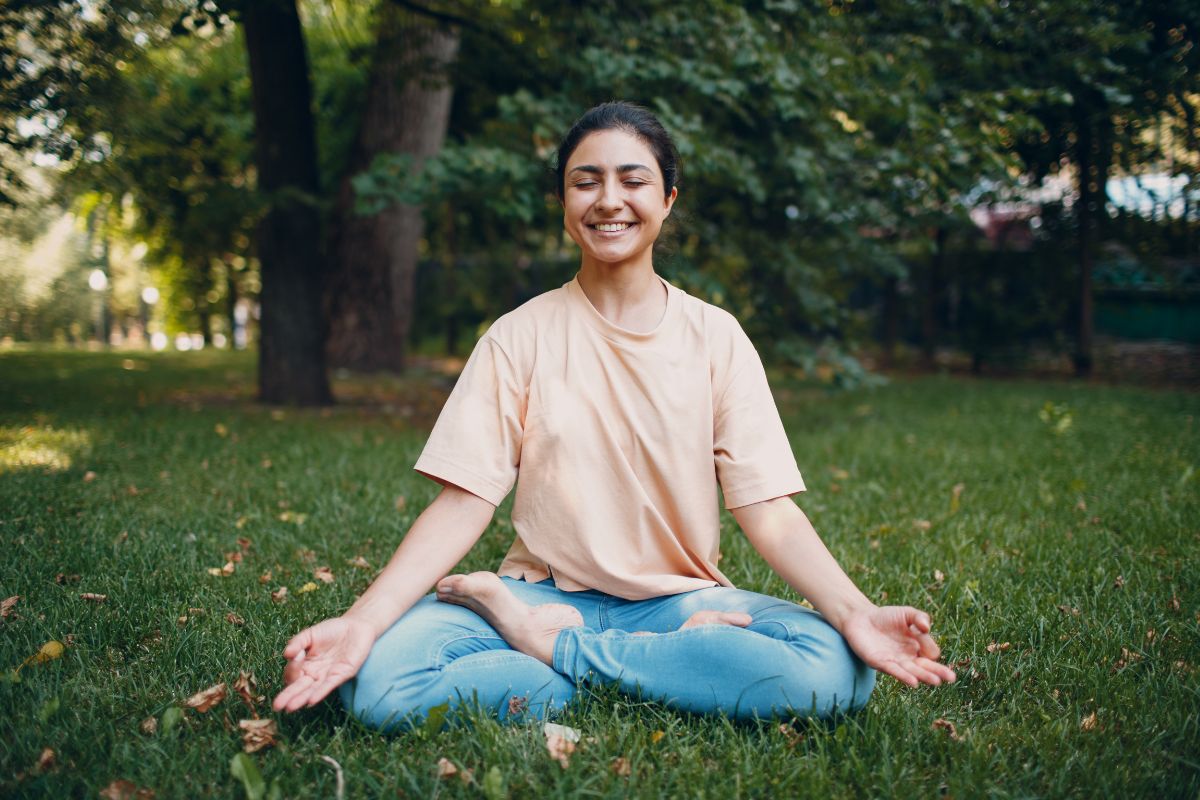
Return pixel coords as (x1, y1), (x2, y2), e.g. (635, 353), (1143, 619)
(413, 335), (525, 506)
(713, 325), (806, 509)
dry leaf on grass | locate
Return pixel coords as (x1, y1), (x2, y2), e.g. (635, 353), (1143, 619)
(258, 570), (272, 584)
(83, 470), (97, 482)
(931, 718), (964, 741)
(436, 757), (459, 779)
(1, 595), (18, 618)
(297, 582), (318, 594)
(19, 640), (64, 671)
(237, 536), (252, 550)
(346, 556), (371, 569)
(507, 695), (528, 715)
(56, 573), (81, 585)
(233, 671), (259, 709)
(777, 722), (804, 748)
(986, 641), (1011, 653)
(313, 566), (335, 584)
(100, 779), (155, 800)
(225, 613), (245, 626)
(650, 729), (666, 744)
(1168, 594), (1181, 613)
(207, 562), (235, 577)
(913, 519), (932, 531)
(239, 718), (278, 753)
(140, 716), (157, 735)
(1113, 575), (1125, 589)
(270, 586), (288, 603)
(183, 682), (227, 712)
(1057, 604), (1081, 616)
(80, 593), (107, 603)
(36, 747), (55, 771)
(1080, 711), (1098, 731)
(610, 757), (632, 776)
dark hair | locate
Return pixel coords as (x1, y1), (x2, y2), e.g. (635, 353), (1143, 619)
(554, 101), (680, 200)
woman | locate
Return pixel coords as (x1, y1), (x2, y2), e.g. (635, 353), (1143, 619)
(272, 102), (955, 729)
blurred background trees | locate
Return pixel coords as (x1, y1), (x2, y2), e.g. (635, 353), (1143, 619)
(1, 0), (1196, 402)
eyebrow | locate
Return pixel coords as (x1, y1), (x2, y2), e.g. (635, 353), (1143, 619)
(568, 163), (654, 176)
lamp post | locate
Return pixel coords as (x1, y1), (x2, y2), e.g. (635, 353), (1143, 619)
(87, 269), (109, 347)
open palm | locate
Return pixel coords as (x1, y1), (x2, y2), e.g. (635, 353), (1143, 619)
(272, 617), (376, 712)
(840, 605), (957, 687)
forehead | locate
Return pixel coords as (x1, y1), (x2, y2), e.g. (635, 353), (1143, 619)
(567, 129), (659, 174)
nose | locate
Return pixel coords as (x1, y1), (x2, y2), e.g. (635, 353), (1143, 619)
(596, 177), (624, 211)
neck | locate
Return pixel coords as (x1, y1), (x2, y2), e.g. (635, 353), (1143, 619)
(576, 259), (667, 332)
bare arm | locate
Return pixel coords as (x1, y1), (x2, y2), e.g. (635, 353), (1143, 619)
(342, 483), (496, 637)
(732, 496), (956, 687)
(273, 484), (495, 711)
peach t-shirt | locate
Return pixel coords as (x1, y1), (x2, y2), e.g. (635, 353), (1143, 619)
(413, 273), (806, 600)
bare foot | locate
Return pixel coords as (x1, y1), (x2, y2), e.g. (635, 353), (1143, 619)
(680, 610), (753, 629)
(436, 571), (583, 666)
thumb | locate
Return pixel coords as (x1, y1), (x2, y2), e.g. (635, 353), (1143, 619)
(283, 629), (312, 659)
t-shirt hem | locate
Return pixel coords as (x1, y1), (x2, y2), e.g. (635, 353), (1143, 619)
(723, 475), (807, 510)
(413, 452), (510, 507)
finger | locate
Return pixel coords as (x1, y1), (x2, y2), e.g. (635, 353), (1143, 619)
(902, 659), (945, 686)
(283, 653), (305, 686)
(272, 674), (315, 712)
(916, 656), (957, 683)
(306, 671), (351, 708)
(914, 631), (941, 660)
(906, 608), (931, 634)
(879, 660), (920, 688)
(283, 676), (323, 713)
(283, 630), (313, 659)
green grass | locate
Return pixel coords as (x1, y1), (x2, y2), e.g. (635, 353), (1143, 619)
(1, 349), (1197, 798)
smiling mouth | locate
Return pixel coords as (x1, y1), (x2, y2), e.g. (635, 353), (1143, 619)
(589, 222), (637, 232)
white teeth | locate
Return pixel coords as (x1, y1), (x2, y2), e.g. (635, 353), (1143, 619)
(594, 223), (632, 232)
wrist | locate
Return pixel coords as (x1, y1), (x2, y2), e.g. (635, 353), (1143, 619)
(822, 593), (876, 632)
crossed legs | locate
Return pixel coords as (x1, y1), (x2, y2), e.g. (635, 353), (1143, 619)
(340, 573), (874, 730)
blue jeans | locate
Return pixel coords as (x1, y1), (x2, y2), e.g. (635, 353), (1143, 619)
(339, 577), (875, 730)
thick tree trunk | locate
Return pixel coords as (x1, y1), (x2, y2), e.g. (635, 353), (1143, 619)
(241, 0), (331, 405)
(326, 6), (459, 372)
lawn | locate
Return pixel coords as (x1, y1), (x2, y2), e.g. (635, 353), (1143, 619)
(1, 349), (1197, 798)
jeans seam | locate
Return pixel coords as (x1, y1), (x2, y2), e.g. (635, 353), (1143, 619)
(433, 632), (508, 669)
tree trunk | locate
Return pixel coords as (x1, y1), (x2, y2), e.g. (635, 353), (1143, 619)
(325, 6), (460, 372)
(921, 225), (947, 370)
(1073, 111), (1111, 379)
(241, 0), (332, 405)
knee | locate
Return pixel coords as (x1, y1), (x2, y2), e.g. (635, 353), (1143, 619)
(775, 619), (876, 719)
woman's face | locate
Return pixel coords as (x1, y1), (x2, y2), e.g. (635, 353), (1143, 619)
(561, 128), (677, 268)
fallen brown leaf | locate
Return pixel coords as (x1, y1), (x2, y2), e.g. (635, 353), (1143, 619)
(55, 573), (81, 585)
(913, 519), (932, 531)
(1080, 711), (1098, 731)
(1168, 594), (1181, 613)
(297, 582), (318, 594)
(239, 718), (278, 753)
(183, 682), (227, 712)
(258, 570), (272, 584)
(270, 586), (288, 603)
(141, 716), (158, 735)
(394, 495), (407, 511)
(80, 593), (107, 603)
(1057, 604), (1081, 617)
(651, 729), (666, 744)
(436, 757), (459, 779)
(236, 536), (251, 550)
(225, 612), (245, 626)
(346, 555), (371, 569)
(931, 718), (964, 741)
(777, 722), (804, 748)
(507, 695), (528, 715)
(99, 779), (155, 800)
(233, 671), (258, 709)
(986, 641), (1011, 653)
(36, 747), (55, 771)
(1, 595), (18, 618)
(610, 756), (632, 776)
(1113, 575), (1124, 589)
(313, 566), (335, 584)
(83, 470), (97, 482)
(207, 562), (235, 577)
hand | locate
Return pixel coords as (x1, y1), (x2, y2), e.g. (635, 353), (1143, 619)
(839, 605), (957, 687)
(272, 616), (377, 712)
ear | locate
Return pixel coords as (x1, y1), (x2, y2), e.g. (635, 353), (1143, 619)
(663, 186), (678, 217)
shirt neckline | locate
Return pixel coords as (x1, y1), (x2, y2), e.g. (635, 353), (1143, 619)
(565, 272), (678, 344)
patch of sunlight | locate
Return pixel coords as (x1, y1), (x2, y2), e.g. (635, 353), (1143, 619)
(0, 425), (92, 473)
